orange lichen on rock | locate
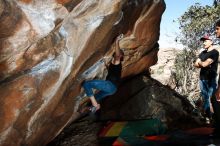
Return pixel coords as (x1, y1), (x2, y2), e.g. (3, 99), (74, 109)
(56, 0), (71, 5)
(18, 0), (32, 4)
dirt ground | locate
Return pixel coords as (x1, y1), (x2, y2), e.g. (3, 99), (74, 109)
(47, 116), (104, 146)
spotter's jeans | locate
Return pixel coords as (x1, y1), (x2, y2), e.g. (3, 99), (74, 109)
(199, 79), (217, 117)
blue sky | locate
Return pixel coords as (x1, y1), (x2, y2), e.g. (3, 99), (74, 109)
(159, 0), (213, 48)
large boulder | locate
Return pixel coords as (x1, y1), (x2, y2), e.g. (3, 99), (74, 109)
(0, 0), (165, 145)
(100, 75), (201, 129)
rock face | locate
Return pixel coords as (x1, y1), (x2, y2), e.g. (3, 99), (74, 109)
(100, 75), (200, 129)
(0, 0), (165, 146)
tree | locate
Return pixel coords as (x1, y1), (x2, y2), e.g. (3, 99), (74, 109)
(178, 3), (220, 48)
(173, 2), (220, 103)
(214, 0), (220, 7)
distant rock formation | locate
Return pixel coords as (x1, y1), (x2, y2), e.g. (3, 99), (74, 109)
(150, 48), (177, 88)
(0, 0), (165, 145)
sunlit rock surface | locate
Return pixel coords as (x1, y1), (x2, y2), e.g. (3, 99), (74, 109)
(0, 0), (165, 145)
(150, 48), (177, 88)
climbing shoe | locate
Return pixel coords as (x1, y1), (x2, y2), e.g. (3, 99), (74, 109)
(89, 106), (97, 114)
(205, 117), (211, 125)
